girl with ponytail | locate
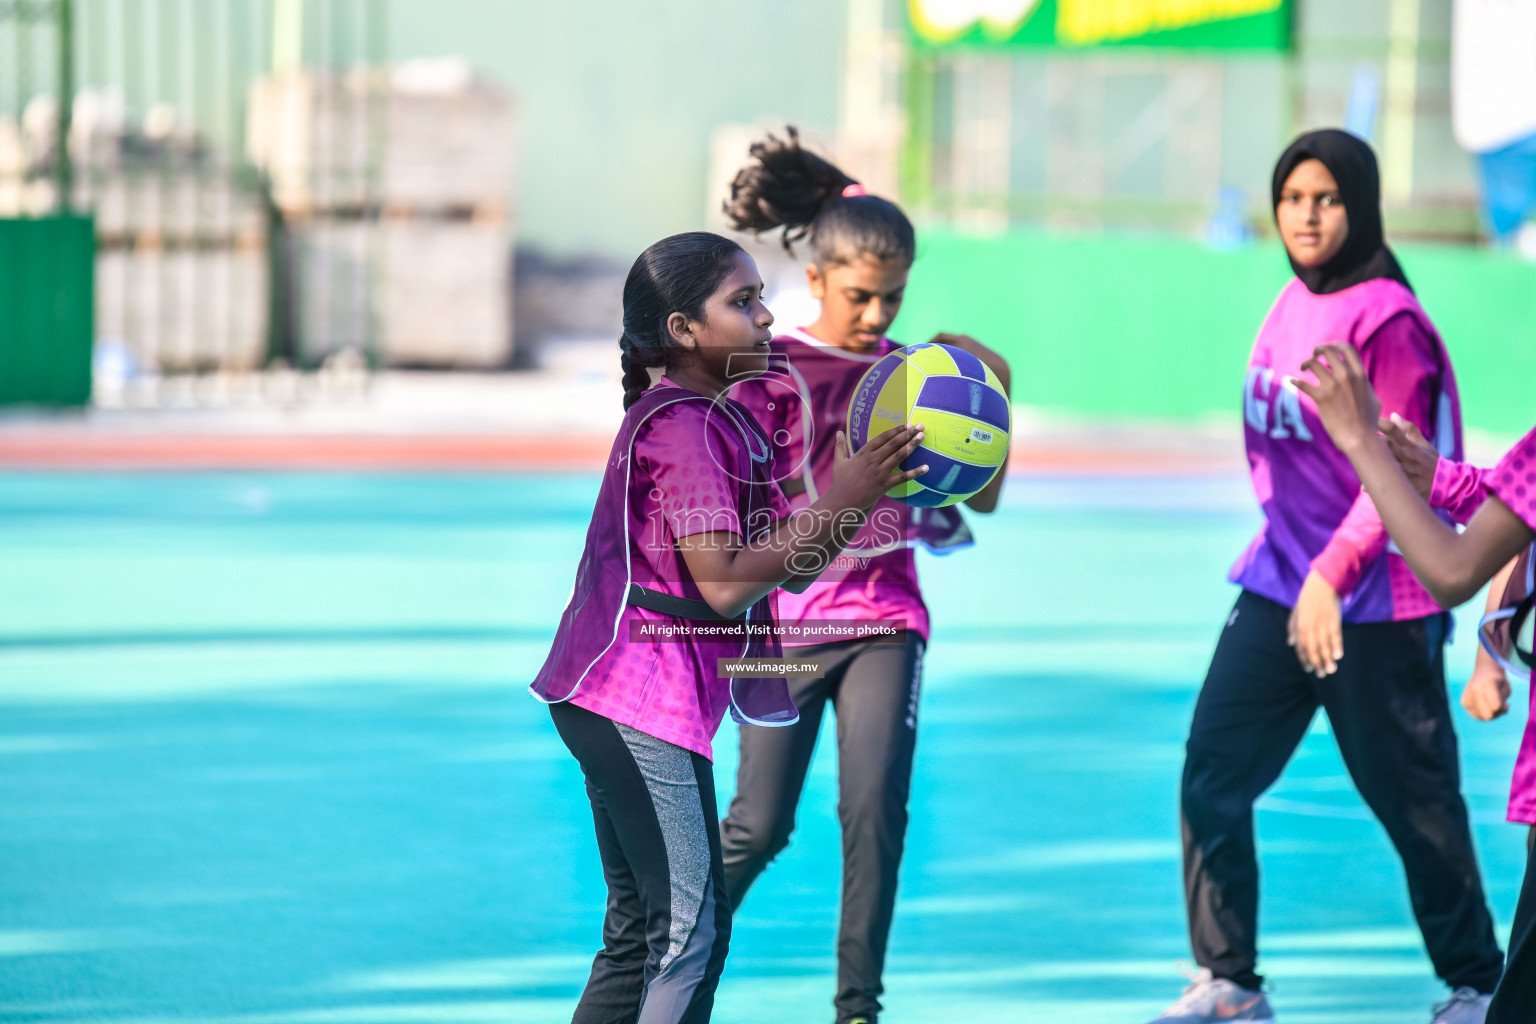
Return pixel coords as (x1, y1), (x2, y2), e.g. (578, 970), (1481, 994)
(717, 128), (1013, 1024)
(530, 230), (928, 1024)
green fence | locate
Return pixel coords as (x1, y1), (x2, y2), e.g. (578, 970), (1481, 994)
(0, 215), (94, 406)
(0, 0), (89, 406)
(898, 229), (1536, 436)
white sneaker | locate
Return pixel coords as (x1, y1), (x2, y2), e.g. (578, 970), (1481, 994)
(1144, 968), (1275, 1023)
(1430, 987), (1491, 1024)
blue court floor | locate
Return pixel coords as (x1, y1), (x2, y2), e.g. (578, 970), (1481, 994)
(0, 471), (1528, 1024)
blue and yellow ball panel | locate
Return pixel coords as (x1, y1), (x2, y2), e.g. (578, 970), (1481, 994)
(846, 350), (914, 451)
(846, 343), (1012, 507)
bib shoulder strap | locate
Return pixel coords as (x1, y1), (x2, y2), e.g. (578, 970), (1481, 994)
(626, 583), (745, 623)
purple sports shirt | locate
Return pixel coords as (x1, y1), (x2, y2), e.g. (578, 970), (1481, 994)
(529, 383), (797, 759)
(1230, 277), (1463, 622)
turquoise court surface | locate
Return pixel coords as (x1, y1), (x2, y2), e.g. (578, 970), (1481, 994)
(0, 471), (1528, 1023)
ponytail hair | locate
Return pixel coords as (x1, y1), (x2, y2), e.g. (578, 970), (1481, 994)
(723, 126), (915, 268)
(619, 231), (746, 410)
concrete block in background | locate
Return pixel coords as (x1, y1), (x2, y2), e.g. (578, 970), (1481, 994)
(81, 177), (265, 243)
(96, 243), (269, 373)
(378, 219), (512, 367)
(289, 219), (512, 369)
(246, 64), (515, 216)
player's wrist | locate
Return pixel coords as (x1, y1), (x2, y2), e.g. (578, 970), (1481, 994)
(1334, 425), (1384, 460)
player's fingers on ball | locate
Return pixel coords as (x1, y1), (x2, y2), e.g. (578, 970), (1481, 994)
(866, 424), (906, 451)
(878, 447), (911, 473)
(893, 424), (925, 459)
(895, 466), (929, 484)
(882, 435), (926, 474)
(873, 423), (920, 456)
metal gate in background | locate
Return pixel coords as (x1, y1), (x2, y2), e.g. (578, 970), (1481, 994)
(1, 0), (385, 408)
(896, 0), (1479, 241)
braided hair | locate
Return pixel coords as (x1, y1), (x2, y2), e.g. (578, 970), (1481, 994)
(723, 126), (915, 267)
(619, 231), (746, 410)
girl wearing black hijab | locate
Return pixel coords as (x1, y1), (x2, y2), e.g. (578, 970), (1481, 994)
(1142, 130), (1504, 1024)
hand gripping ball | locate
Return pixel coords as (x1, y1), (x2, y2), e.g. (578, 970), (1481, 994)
(846, 342), (1011, 507)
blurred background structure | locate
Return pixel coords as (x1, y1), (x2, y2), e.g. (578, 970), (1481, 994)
(1, 0), (514, 412)
(1, 0), (1534, 424)
(0, 0), (1533, 435)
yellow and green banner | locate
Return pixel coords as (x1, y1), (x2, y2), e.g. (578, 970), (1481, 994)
(908, 0), (1291, 51)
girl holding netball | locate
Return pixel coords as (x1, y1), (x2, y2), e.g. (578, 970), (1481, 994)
(1145, 130), (1502, 1024)
(1299, 348), (1536, 1024)
(530, 230), (927, 1024)
(717, 128), (1011, 1024)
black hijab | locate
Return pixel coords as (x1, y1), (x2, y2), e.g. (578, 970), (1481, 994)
(1271, 128), (1412, 295)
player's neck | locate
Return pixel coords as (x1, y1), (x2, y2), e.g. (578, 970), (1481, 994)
(662, 364), (726, 401)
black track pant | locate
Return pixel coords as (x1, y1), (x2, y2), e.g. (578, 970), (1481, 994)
(551, 701), (731, 1024)
(1488, 840), (1536, 1022)
(1182, 590), (1503, 993)
(719, 633), (925, 1024)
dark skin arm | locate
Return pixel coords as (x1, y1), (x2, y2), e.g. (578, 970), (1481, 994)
(1378, 413), (1438, 500)
(1374, 411), (1513, 717)
(929, 332), (1013, 513)
(678, 424), (928, 619)
(775, 431), (895, 596)
(1464, 557), (1516, 721)
(1294, 343), (1535, 607)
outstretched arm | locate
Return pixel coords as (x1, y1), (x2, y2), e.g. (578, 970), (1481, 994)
(1294, 344), (1535, 606)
